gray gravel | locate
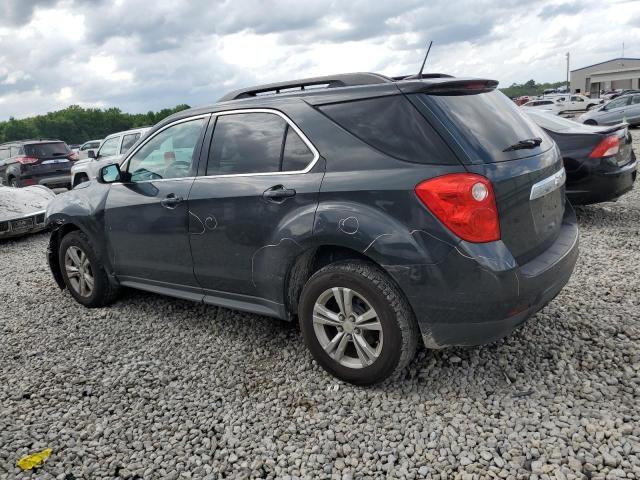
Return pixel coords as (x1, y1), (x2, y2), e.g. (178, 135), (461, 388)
(1, 133), (639, 480)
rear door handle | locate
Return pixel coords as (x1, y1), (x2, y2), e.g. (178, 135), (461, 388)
(160, 193), (183, 209)
(263, 185), (296, 202)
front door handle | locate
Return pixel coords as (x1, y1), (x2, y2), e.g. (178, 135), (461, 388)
(263, 185), (296, 202)
(160, 193), (183, 209)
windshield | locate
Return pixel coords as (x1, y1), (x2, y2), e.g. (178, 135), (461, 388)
(25, 142), (70, 157)
(417, 90), (550, 163)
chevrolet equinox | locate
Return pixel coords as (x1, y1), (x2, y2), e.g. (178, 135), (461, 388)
(46, 73), (579, 385)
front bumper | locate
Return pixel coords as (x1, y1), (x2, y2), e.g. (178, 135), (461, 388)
(0, 211), (48, 238)
(566, 159), (637, 205)
(390, 202), (579, 348)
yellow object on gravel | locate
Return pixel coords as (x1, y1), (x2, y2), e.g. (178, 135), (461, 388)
(16, 448), (52, 470)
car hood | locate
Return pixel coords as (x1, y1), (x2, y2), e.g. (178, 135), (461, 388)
(71, 154), (124, 173)
(0, 185), (56, 222)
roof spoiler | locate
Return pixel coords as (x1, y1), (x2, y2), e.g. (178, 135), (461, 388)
(397, 78), (499, 95)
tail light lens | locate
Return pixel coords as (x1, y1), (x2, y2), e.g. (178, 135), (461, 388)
(415, 173), (500, 243)
(68, 152), (79, 161)
(589, 135), (619, 158)
(15, 156), (39, 165)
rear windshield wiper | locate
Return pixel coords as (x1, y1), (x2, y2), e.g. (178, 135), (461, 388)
(502, 137), (542, 152)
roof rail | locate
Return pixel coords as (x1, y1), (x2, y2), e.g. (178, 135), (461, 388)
(218, 72), (393, 102)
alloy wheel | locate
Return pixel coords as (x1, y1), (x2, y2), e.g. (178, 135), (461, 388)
(64, 246), (94, 298)
(312, 287), (383, 369)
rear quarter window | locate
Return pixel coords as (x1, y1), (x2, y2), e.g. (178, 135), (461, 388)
(318, 95), (458, 165)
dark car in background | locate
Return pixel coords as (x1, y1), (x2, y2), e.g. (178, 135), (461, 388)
(527, 110), (636, 205)
(46, 72), (579, 385)
(0, 140), (77, 189)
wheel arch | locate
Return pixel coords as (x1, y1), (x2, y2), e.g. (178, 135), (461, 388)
(284, 244), (410, 321)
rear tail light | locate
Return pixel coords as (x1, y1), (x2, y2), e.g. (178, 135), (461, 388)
(15, 156), (39, 165)
(415, 173), (500, 243)
(589, 135), (619, 158)
(68, 152), (79, 161)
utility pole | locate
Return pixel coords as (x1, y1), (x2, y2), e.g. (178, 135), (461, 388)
(566, 52), (570, 93)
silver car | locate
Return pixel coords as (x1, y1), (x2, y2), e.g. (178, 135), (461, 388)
(0, 185), (55, 238)
(578, 93), (640, 126)
(70, 127), (150, 187)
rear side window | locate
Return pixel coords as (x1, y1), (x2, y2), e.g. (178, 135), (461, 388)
(24, 142), (69, 157)
(318, 95), (457, 165)
(0, 148), (9, 160)
(417, 90), (549, 163)
(120, 133), (140, 154)
(282, 126), (314, 171)
(207, 113), (315, 175)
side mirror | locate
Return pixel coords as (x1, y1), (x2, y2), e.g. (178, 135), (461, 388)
(98, 164), (122, 183)
(87, 149), (96, 159)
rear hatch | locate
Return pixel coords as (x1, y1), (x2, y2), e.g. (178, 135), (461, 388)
(411, 89), (566, 265)
(24, 142), (74, 175)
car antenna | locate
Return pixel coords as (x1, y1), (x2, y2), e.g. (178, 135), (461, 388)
(417, 41), (433, 78)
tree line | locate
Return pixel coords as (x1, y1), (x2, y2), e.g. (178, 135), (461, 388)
(500, 80), (567, 99)
(0, 104), (191, 145)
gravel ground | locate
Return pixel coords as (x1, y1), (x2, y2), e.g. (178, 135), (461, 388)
(1, 134), (639, 480)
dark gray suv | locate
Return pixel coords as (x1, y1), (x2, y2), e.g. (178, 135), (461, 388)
(46, 73), (579, 384)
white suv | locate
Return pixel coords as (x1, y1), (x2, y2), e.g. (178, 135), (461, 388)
(70, 127), (150, 187)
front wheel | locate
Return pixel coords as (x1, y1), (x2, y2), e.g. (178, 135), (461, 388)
(299, 261), (418, 385)
(584, 119), (597, 125)
(59, 231), (119, 307)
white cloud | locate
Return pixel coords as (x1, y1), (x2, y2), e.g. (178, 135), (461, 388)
(0, 0), (639, 120)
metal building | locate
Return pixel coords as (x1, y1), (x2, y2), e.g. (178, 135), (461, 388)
(570, 57), (640, 97)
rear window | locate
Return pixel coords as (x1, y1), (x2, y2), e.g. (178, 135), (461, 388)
(25, 142), (70, 158)
(417, 90), (550, 163)
(318, 95), (458, 165)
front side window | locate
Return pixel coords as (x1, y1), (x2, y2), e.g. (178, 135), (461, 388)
(10, 146), (20, 157)
(0, 148), (9, 160)
(98, 137), (120, 157)
(632, 95), (640, 104)
(126, 118), (204, 182)
(120, 133), (141, 154)
(607, 97), (630, 110)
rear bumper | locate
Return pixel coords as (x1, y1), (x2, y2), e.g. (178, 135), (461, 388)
(566, 159), (637, 205)
(390, 202), (579, 348)
(19, 174), (71, 189)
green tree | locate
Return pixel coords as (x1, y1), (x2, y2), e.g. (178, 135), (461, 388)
(0, 104), (191, 144)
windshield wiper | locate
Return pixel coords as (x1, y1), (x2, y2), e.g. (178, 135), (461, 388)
(502, 137), (542, 152)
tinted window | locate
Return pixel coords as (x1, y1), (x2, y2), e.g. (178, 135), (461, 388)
(282, 126), (314, 171)
(207, 113), (286, 175)
(127, 119), (204, 182)
(319, 95), (457, 164)
(418, 90), (548, 163)
(120, 133), (141, 154)
(24, 142), (69, 157)
(98, 136), (120, 157)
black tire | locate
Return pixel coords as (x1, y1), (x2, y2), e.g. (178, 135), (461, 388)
(9, 177), (18, 188)
(584, 119), (597, 125)
(58, 231), (119, 307)
(299, 260), (418, 385)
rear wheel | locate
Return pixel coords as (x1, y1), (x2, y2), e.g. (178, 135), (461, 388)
(59, 231), (119, 307)
(299, 260), (418, 385)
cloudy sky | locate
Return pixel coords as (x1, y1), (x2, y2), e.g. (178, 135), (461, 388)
(0, 0), (639, 120)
